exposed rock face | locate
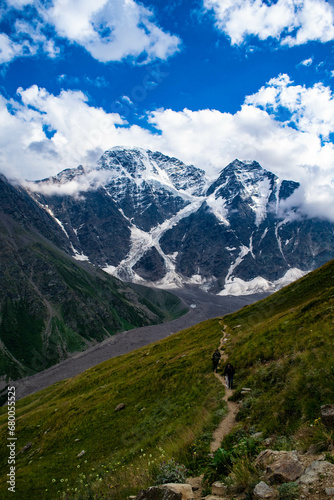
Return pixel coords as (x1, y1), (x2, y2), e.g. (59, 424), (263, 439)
(321, 404), (334, 428)
(19, 148), (334, 294)
(0, 173), (187, 380)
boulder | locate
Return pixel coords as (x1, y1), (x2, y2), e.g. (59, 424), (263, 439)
(256, 450), (304, 484)
(135, 486), (182, 500)
(325, 487), (334, 496)
(267, 455), (304, 484)
(321, 404), (334, 428)
(253, 481), (278, 499)
(115, 403), (125, 411)
(211, 481), (227, 496)
(161, 484), (194, 499)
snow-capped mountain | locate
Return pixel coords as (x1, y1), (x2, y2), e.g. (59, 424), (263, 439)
(25, 147), (334, 295)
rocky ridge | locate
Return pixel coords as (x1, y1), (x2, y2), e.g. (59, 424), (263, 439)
(24, 147), (334, 295)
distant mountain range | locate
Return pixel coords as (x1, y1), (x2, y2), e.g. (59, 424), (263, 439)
(0, 173), (186, 380)
(21, 146), (334, 295)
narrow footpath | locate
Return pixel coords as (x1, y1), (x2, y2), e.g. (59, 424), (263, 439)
(210, 322), (238, 452)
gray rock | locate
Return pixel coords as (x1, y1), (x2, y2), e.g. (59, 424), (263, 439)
(298, 460), (334, 485)
(76, 450), (86, 458)
(257, 450), (304, 484)
(321, 404), (334, 428)
(115, 403), (125, 411)
(325, 487), (334, 496)
(253, 481), (278, 499)
(135, 486), (182, 500)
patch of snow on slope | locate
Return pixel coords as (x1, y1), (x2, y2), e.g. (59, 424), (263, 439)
(206, 194), (229, 225)
(73, 252), (89, 261)
(250, 178), (272, 226)
(225, 243), (252, 282)
(219, 268), (307, 296)
(106, 200), (204, 287)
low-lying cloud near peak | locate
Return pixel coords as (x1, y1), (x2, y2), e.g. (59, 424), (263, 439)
(1, 75), (334, 222)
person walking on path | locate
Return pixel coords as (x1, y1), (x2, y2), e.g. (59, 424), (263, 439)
(223, 363), (235, 389)
(212, 349), (221, 373)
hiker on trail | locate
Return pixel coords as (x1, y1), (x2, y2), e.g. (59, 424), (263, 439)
(223, 363), (235, 389)
(212, 349), (221, 373)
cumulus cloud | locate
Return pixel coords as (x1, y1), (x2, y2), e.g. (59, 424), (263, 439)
(0, 33), (24, 64)
(1, 0), (180, 65)
(245, 73), (334, 139)
(204, 0), (334, 46)
(2, 77), (334, 219)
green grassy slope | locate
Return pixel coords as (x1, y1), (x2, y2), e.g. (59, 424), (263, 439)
(1, 258), (334, 499)
(0, 318), (226, 499)
(222, 258), (334, 434)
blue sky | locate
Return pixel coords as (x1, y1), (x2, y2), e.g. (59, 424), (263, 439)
(1, 0), (334, 217)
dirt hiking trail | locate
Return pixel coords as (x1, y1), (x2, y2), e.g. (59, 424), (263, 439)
(210, 323), (239, 453)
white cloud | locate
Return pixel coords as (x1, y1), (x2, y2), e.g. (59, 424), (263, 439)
(1, 0), (180, 65)
(2, 77), (334, 219)
(245, 73), (334, 139)
(204, 0), (334, 46)
(300, 57), (313, 66)
(0, 33), (25, 63)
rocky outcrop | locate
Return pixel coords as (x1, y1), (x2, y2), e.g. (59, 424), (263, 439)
(321, 404), (334, 428)
(297, 460), (334, 485)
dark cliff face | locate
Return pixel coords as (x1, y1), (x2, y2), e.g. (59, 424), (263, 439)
(0, 174), (186, 380)
(21, 148), (334, 294)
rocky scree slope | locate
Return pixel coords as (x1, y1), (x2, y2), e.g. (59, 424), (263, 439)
(0, 174), (186, 382)
(25, 147), (334, 294)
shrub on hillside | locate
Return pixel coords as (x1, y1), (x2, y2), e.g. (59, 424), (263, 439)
(154, 458), (187, 485)
(278, 482), (300, 499)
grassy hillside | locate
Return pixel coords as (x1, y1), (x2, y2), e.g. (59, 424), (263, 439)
(1, 259), (334, 498)
(0, 318), (226, 499)
(222, 258), (334, 434)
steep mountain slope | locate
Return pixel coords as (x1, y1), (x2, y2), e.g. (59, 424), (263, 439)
(26, 147), (334, 294)
(1, 257), (334, 499)
(0, 175), (187, 381)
